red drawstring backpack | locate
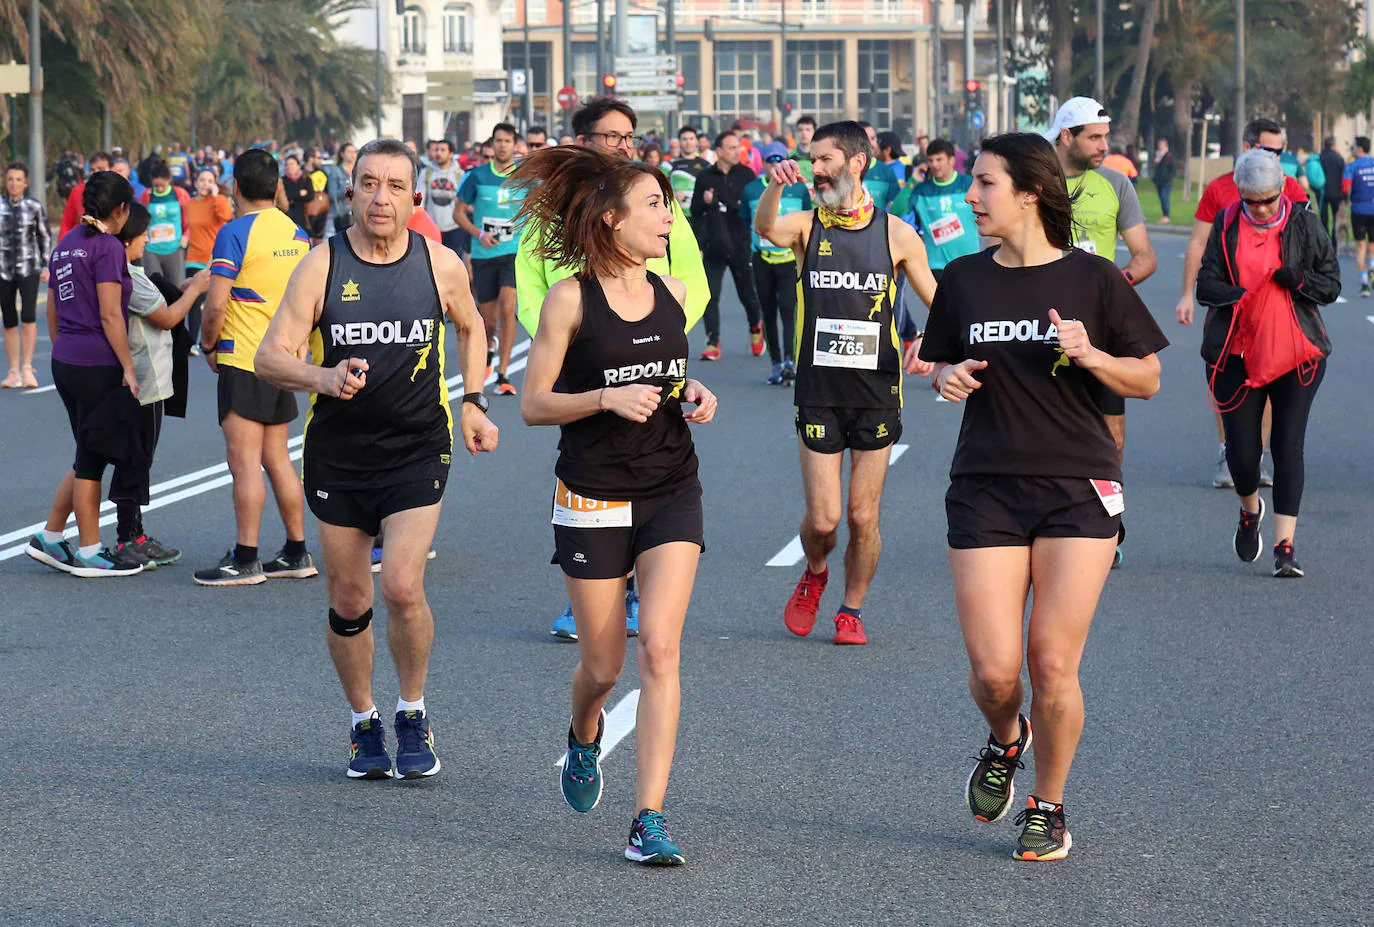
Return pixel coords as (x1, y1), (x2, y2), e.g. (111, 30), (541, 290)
(1209, 198), (1323, 412)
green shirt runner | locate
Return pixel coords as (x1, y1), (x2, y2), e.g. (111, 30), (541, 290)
(1064, 166), (1145, 261)
(739, 176), (812, 262)
(908, 173), (980, 271)
(456, 162), (526, 260)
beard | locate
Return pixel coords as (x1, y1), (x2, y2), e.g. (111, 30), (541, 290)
(813, 169), (856, 209)
(1068, 148), (1100, 173)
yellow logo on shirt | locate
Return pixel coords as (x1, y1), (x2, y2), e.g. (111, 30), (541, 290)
(875, 422), (889, 439)
(342, 279), (361, 302)
(667, 378), (685, 399)
(818, 240), (833, 257)
(867, 292), (885, 321)
(1050, 347), (1070, 376)
(410, 343), (432, 381)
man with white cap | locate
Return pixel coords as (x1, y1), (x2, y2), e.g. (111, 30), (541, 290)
(1047, 96), (1157, 568)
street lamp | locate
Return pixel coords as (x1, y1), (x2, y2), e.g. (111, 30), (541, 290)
(28, 0), (42, 204)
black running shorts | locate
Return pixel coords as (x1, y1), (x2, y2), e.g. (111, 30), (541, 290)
(307, 477), (446, 537)
(796, 405), (901, 454)
(552, 482), (705, 580)
(471, 253), (517, 304)
(1352, 213), (1374, 242)
(217, 365), (299, 425)
(945, 475), (1120, 549)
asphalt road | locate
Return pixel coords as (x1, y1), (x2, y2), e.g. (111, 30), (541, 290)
(1, 233), (1370, 926)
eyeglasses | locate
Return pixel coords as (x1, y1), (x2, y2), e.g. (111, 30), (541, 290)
(589, 131), (643, 149)
(1242, 193), (1281, 206)
(1256, 145), (1284, 156)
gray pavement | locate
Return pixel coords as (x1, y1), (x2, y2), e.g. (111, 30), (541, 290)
(1, 236), (1371, 925)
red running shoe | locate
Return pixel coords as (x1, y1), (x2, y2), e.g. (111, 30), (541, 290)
(833, 610), (867, 645)
(700, 344), (722, 362)
(749, 323), (765, 356)
(783, 569), (827, 636)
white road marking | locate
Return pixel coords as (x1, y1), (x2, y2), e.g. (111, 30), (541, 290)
(766, 444), (911, 567)
(1366, 314), (1374, 324)
(23, 384), (57, 395)
(0, 341), (530, 562)
(553, 688), (641, 767)
(1334, 296), (1348, 304)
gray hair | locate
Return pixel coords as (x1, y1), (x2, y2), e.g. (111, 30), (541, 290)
(1233, 149), (1284, 197)
(352, 138), (421, 189)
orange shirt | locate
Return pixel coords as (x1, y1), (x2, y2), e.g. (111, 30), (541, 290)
(1102, 154), (1138, 179)
(406, 208), (442, 243)
(185, 194), (234, 266)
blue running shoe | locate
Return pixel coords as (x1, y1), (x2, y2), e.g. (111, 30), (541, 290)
(369, 545), (383, 574)
(767, 362), (784, 385)
(26, 533), (77, 573)
(625, 808), (686, 866)
(560, 710), (605, 813)
(348, 714), (393, 779)
(551, 603), (578, 641)
(394, 710), (441, 778)
(625, 590), (640, 638)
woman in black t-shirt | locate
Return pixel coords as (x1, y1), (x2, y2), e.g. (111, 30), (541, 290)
(515, 146), (718, 867)
(278, 154), (313, 233)
(918, 133), (1168, 862)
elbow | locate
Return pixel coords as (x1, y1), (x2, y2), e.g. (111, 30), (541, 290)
(519, 397), (544, 426)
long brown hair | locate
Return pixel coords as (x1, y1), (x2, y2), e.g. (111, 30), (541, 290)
(509, 146), (674, 277)
(978, 133), (1077, 250)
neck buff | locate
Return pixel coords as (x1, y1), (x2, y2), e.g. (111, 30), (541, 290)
(817, 187), (874, 229)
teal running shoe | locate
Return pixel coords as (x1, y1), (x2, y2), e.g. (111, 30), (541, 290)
(561, 711), (605, 812)
(625, 589), (640, 638)
(624, 808), (685, 866)
(551, 603), (578, 641)
(26, 533), (76, 573)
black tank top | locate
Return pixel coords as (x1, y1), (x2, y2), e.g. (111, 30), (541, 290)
(794, 211), (902, 409)
(304, 231), (453, 489)
(555, 273), (699, 501)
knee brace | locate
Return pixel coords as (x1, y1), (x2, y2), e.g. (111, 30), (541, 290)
(328, 607), (373, 637)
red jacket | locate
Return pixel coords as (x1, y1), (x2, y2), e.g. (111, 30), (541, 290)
(59, 184), (85, 239)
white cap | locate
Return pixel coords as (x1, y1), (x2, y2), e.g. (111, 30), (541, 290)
(1044, 97), (1111, 143)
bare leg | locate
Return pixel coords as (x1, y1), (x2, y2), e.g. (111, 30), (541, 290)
(631, 541), (699, 813)
(379, 502), (442, 702)
(1025, 535), (1117, 803)
(221, 412), (266, 548)
(44, 469), (76, 534)
(797, 438), (842, 574)
(318, 520), (377, 712)
(20, 321), (36, 372)
(497, 285), (517, 375)
(479, 300), (499, 362)
(1261, 398), (1272, 452)
(950, 545), (1032, 746)
(566, 574), (629, 745)
(841, 445), (892, 609)
(261, 422), (306, 543)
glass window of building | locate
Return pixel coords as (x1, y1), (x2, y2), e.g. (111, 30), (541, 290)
(501, 0), (517, 26)
(715, 41), (773, 124)
(527, 0), (547, 24)
(402, 6), (426, 55)
(787, 40), (843, 123)
(443, 4), (473, 53)
(858, 40), (892, 131)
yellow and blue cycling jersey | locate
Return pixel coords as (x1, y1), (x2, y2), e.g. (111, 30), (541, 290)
(210, 207), (309, 372)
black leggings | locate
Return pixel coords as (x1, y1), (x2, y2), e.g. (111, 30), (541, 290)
(752, 254), (797, 364)
(1320, 195), (1342, 244)
(702, 250), (762, 345)
(1213, 356), (1326, 516)
(0, 273), (40, 327)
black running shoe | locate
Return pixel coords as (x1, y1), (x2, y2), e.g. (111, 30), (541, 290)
(1361, 283), (1371, 298)
(1014, 796), (1072, 861)
(966, 714), (1031, 823)
(132, 535), (181, 567)
(262, 549), (318, 579)
(1234, 498), (1265, 563)
(348, 714), (394, 779)
(1273, 540), (1304, 578)
(114, 539), (154, 571)
(194, 550), (265, 586)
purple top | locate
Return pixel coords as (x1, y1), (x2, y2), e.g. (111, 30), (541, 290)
(49, 227), (131, 367)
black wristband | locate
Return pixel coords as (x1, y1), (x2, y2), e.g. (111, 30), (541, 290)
(199, 343), (218, 354)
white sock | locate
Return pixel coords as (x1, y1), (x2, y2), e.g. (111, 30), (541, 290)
(397, 696), (425, 715)
(42, 529), (64, 544)
(351, 706), (378, 726)
(79, 543), (100, 559)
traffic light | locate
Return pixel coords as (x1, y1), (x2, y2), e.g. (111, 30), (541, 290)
(602, 74), (617, 93)
(675, 74), (686, 89)
(774, 88), (793, 115)
(964, 79), (981, 105)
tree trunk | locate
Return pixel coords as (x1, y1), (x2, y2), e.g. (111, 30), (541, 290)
(1115, 0), (1161, 148)
(1173, 74), (1197, 179)
(1049, 0), (1075, 101)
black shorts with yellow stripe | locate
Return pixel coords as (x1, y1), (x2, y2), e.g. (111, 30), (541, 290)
(795, 405), (901, 454)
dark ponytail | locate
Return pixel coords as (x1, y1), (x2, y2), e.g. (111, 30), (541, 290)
(978, 133), (1077, 251)
(508, 146), (674, 277)
(81, 170), (135, 237)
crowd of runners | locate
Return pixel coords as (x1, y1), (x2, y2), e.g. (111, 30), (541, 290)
(7, 89), (1345, 868)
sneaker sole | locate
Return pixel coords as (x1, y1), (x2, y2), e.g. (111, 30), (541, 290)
(833, 635), (867, 645)
(149, 553), (182, 566)
(194, 573), (267, 586)
(1015, 830), (1072, 862)
(347, 765), (395, 780)
(396, 757), (441, 779)
(26, 545), (74, 574)
(1274, 564), (1305, 578)
(71, 564), (144, 577)
(967, 722), (1033, 824)
(624, 846), (686, 866)
(1234, 498), (1265, 563)
(263, 567), (319, 579)
(550, 628), (579, 641)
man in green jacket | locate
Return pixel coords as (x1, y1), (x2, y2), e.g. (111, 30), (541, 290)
(515, 95), (708, 642)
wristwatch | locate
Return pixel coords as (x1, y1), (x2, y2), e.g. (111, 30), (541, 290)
(461, 392), (489, 412)
(199, 342), (218, 354)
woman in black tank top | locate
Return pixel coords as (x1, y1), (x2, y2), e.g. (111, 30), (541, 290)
(512, 146), (717, 866)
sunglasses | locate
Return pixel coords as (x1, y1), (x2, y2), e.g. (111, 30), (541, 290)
(1256, 145), (1284, 156)
(1242, 193), (1281, 206)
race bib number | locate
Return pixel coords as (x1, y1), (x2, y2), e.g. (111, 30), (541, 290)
(813, 318), (880, 370)
(551, 479), (632, 528)
(148, 223), (176, 244)
(930, 212), (966, 246)
(1074, 238), (1098, 255)
(482, 217), (515, 242)
(1090, 479), (1124, 516)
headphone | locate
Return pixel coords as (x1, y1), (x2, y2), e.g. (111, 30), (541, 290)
(345, 187), (424, 207)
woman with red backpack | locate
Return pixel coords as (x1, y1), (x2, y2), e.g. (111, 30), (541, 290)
(1197, 149), (1341, 577)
